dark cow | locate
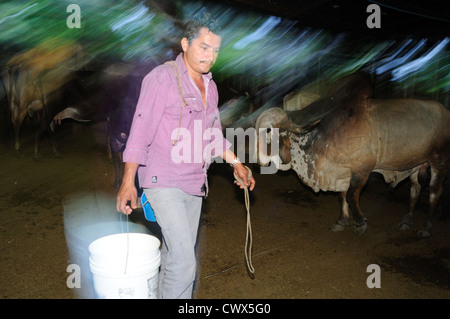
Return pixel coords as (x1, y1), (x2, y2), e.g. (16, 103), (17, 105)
(255, 73), (450, 237)
(97, 60), (164, 189)
(101, 70), (142, 189)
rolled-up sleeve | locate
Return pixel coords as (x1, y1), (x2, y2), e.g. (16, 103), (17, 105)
(123, 68), (168, 165)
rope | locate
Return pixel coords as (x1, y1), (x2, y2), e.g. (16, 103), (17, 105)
(119, 212), (130, 274)
(233, 165), (255, 278)
(165, 61), (188, 146)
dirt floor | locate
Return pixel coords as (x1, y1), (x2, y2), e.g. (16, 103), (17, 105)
(1, 120), (449, 299)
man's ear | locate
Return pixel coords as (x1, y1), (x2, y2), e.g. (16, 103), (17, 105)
(181, 37), (189, 52)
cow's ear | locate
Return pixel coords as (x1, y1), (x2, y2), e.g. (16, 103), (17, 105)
(287, 119), (320, 134)
(287, 123), (306, 134)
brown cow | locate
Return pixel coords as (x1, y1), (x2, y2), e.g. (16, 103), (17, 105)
(2, 39), (85, 159)
(255, 74), (450, 237)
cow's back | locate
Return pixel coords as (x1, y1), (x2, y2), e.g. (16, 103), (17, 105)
(369, 98), (450, 170)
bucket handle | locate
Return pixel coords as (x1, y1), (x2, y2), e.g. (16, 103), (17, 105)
(119, 213), (130, 274)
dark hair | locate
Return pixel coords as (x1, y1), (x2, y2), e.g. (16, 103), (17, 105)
(183, 11), (221, 44)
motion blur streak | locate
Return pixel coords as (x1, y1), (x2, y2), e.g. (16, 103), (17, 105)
(63, 192), (152, 298)
(1, 0), (448, 97)
(391, 38), (449, 81)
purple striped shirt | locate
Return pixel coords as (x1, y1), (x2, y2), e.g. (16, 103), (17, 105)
(123, 53), (230, 196)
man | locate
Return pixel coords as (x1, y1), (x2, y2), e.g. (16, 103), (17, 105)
(116, 12), (255, 299)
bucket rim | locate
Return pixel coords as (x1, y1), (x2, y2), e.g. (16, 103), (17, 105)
(88, 233), (160, 255)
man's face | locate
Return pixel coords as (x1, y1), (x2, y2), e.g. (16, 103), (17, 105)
(182, 27), (221, 75)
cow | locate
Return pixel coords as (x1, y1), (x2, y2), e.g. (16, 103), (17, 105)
(2, 40), (86, 160)
(101, 71), (142, 189)
(96, 60), (165, 189)
(255, 73), (450, 237)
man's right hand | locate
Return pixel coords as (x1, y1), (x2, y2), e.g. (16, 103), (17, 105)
(116, 163), (140, 214)
(116, 183), (138, 215)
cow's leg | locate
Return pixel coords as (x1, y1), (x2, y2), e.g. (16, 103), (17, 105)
(12, 106), (23, 156)
(13, 119), (23, 157)
(9, 83), (21, 156)
(33, 111), (52, 161)
(398, 170), (421, 230)
(417, 166), (446, 238)
(35, 106), (61, 160)
(14, 125), (21, 155)
(33, 134), (42, 161)
(330, 191), (349, 231)
(49, 130), (61, 158)
(33, 127), (60, 160)
(33, 114), (44, 161)
(46, 121), (61, 158)
(347, 172), (370, 234)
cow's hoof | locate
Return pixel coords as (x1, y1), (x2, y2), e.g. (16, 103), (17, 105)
(330, 218), (348, 232)
(398, 215), (412, 231)
(353, 220), (367, 235)
(417, 229), (431, 238)
(33, 155), (43, 162)
(417, 221), (432, 238)
(15, 150), (24, 158)
(398, 222), (411, 231)
(53, 151), (62, 158)
(330, 223), (345, 232)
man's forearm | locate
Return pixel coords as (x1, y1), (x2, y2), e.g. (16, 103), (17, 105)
(221, 148), (240, 165)
(122, 162), (139, 185)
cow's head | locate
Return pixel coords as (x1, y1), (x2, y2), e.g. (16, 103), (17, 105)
(254, 72), (373, 172)
(255, 107), (296, 171)
(255, 103), (325, 171)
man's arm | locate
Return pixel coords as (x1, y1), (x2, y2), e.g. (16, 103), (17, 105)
(116, 162), (140, 214)
(116, 66), (170, 214)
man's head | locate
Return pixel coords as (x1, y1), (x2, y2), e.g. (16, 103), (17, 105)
(182, 11), (221, 44)
(181, 12), (221, 76)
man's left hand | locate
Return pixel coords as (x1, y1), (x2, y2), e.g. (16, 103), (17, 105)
(234, 163), (256, 191)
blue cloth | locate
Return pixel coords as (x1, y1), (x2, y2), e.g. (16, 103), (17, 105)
(140, 192), (156, 222)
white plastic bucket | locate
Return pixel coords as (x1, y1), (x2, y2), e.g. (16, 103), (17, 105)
(88, 233), (160, 299)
